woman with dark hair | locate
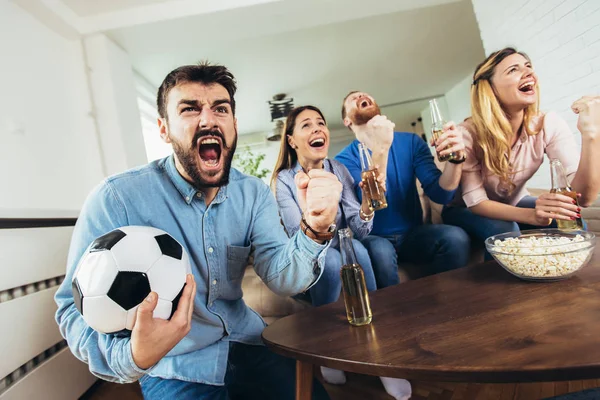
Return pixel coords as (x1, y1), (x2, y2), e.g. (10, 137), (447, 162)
(442, 47), (600, 254)
(271, 106), (410, 399)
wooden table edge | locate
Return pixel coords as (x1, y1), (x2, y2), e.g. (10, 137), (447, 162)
(263, 333), (600, 383)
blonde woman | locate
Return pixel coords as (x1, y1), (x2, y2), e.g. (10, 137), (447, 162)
(442, 47), (600, 255)
(271, 105), (411, 400)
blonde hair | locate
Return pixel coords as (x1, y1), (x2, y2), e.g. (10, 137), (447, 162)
(269, 105), (326, 192)
(470, 47), (541, 191)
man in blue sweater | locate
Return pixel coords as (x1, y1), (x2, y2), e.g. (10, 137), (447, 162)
(335, 91), (470, 284)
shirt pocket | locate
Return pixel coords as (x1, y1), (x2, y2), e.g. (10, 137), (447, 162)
(226, 244), (252, 281)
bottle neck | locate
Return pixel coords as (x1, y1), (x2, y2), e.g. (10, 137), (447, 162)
(338, 229), (359, 266)
(429, 100), (445, 130)
(358, 143), (373, 172)
(550, 159), (569, 189)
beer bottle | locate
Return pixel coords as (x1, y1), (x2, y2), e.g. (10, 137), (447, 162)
(550, 158), (584, 230)
(339, 228), (372, 326)
(358, 143), (388, 212)
(429, 98), (458, 162)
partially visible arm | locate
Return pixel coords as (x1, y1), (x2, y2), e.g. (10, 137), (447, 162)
(464, 162), (539, 225)
(251, 184), (328, 296)
(434, 122), (467, 191)
(274, 173), (302, 238)
(413, 135), (456, 205)
(55, 182), (147, 383)
(439, 163), (463, 191)
(571, 134), (600, 206)
(470, 199), (537, 225)
(549, 98), (600, 207)
(371, 150), (389, 184)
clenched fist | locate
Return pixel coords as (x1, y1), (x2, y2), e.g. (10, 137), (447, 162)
(357, 115), (395, 154)
(295, 169), (342, 237)
(572, 96), (600, 139)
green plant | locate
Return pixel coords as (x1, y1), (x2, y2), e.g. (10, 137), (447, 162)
(233, 145), (271, 179)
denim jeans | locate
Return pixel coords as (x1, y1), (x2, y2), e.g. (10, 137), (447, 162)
(442, 196), (559, 260)
(305, 238), (377, 306)
(139, 342), (330, 400)
(362, 225), (471, 282)
(360, 235), (401, 288)
(545, 388), (600, 399)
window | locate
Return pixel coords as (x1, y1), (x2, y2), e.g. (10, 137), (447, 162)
(134, 73), (171, 162)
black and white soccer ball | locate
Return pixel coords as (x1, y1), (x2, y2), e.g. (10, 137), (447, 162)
(72, 226), (191, 334)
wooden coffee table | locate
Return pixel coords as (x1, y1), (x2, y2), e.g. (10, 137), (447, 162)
(262, 246), (600, 400)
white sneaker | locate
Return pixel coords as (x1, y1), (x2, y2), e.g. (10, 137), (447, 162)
(380, 376), (412, 400)
(320, 366), (346, 385)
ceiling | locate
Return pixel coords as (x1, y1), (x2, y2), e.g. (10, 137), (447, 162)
(17, 0), (485, 136)
(61, 0), (174, 17)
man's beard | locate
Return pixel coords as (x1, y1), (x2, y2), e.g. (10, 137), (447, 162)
(171, 128), (237, 190)
(349, 102), (381, 126)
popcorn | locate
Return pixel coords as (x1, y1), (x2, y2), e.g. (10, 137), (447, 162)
(490, 234), (592, 278)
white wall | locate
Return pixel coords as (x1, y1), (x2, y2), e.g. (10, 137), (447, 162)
(444, 74), (473, 124)
(471, 0), (600, 188)
(135, 73), (173, 162)
(0, 2), (104, 211)
(0, 4), (101, 397)
(234, 128), (356, 184)
(84, 34), (147, 176)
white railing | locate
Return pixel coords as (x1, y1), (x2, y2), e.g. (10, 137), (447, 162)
(0, 213), (97, 400)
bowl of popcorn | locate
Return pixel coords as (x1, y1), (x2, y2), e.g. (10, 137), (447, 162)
(485, 229), (596, 281)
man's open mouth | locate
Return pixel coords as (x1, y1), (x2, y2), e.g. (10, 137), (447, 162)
(198, 137), (222, 168)
(357, 98), (372, 109)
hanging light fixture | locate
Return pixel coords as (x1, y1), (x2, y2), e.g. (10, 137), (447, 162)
(266, 93), (294, 141)
(267, 120), (285, 142)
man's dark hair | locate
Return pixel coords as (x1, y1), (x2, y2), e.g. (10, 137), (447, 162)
(157, 61), (237, 119)
(341, 90), (359, 120)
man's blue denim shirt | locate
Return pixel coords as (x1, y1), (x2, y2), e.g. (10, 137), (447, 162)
(55, 155), (327, 384)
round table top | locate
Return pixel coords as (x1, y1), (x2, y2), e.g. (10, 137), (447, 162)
(263, 246), (600, 382)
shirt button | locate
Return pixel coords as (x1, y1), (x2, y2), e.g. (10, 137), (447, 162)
(212, 279), (217, 285)
(196, 193), (202, 198)
(185, 196), (190, 202)
(208, 247), (214, 253)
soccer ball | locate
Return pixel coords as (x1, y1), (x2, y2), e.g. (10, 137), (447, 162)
(71, 226), (191, 334)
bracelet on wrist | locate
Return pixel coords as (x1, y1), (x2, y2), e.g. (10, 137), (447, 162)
(449, 154), (466, 164)
(359, 208), (374, 221)
(300, 214), (336, 241)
